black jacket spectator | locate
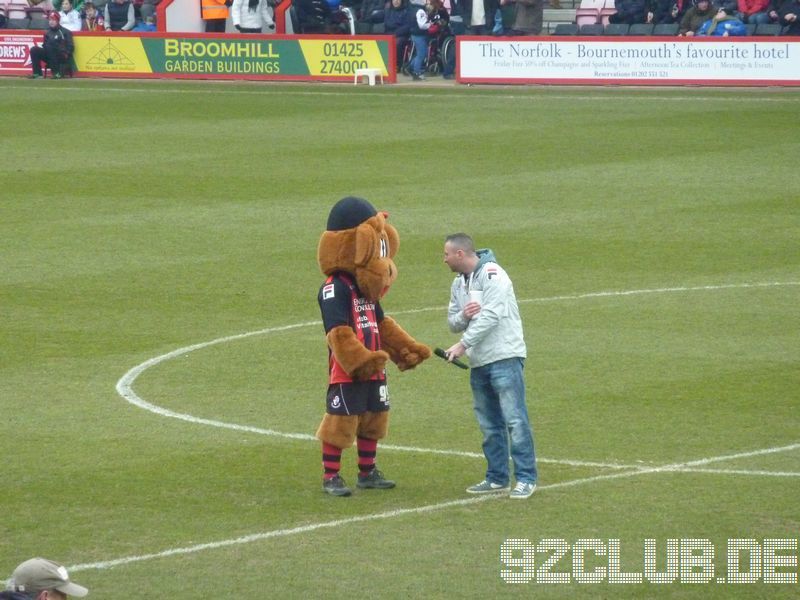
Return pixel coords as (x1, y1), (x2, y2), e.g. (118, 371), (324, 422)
(294, 0), (333, 31)
(778, 0), (800, 32)
(609, 0), (648, 23)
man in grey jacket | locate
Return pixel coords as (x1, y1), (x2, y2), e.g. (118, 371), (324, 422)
(443, 233), (537, 499)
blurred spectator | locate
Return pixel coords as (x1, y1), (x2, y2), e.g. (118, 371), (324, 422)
(29, 12), (73, 78)
(105, 0), (135, 30)
(679, 0), (716, 34)
(407, 0), (432, 79)
(231, 0), (274, 31)
(294, 0), (334, 31)
(82, 1), (106, 28)
(697, 4), (747, 31)
(60, 0), (83, 30)
(53, 0), (84, 11)
(648, 0), (683, 23)
(132, 12), (156, 27)
(778, 0), (800, 31)
(359, 0), (386, 23)
(384, 0), (410, 69)
(737, 0), (771, 21)
(764, 0), (781, 22)
(28, 0), (56, 13)
(463, 0), (497, 33)
(4, 558), (88, 598)
(609, 0), (648, 23)
(0, 7), (7, 28)
(499, 0), (543, 35)
(202, 0), (230, 31)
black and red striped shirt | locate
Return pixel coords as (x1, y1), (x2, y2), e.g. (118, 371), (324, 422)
(318, 272), (385, 384)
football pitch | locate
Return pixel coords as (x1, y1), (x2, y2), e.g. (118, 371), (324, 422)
(1, 78), (799, 598)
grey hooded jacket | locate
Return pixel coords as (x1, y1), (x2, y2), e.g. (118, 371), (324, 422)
(447, 248), (526, 368)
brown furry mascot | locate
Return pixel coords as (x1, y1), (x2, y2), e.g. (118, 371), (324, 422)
(316, 197), (431, 496)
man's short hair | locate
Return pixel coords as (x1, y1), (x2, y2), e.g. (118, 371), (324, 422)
(445, 233), (475, 254)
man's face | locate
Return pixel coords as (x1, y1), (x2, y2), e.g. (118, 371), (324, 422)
(48, 16), (58, 28)
(63, 0), (72, 10)
(443, 242), (465, 273)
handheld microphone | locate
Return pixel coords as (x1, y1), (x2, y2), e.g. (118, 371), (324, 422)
(434, 347), (469, 370)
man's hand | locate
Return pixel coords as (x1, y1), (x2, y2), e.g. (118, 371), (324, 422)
(444, 340), (467, 361)
(462, 301), (481, 320)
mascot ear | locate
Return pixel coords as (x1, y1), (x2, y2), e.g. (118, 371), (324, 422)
(385, 223), (399, 259)
(354, 221), (379, 267)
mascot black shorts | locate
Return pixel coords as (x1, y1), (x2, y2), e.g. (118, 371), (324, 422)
(326, 381), (390, 416)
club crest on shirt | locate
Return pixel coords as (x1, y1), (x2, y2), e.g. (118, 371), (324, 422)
(322, 283), (335, 300)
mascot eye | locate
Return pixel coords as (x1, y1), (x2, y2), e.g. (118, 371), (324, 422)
(380, 238), (388, 258)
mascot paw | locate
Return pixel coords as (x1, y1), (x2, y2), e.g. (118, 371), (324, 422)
(351, 350), (390, 380)
(395, 344), (432, 371)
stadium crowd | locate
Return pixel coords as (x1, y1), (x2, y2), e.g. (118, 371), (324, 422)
(5, 0), (798, 80)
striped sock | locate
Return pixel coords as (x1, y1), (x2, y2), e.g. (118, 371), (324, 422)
(357, 436), (378, 477)
(322, 442), (342, 480)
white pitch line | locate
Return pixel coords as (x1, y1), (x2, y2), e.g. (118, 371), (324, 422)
(85, 281), (800, 575)
(67, 439), (800, 574)
(4, 83), (800, 104)
(116, 280), (800, 470)
(675, 468), (800, 478)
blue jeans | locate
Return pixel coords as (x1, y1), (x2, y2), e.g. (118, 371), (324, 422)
(470, 357), (537, 485)
(410, 34), (429, 76)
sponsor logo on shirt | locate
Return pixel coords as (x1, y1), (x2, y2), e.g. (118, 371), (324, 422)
(322, 283), (335, 300)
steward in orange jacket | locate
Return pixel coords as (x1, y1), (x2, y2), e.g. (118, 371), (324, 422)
(202, 0), (229, 31)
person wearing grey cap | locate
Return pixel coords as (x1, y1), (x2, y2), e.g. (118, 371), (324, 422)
(4, 558), (88, 599)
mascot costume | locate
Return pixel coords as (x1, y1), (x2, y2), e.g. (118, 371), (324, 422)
(316, 197), (431, 496)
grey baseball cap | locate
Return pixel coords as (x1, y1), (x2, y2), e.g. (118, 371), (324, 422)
(7, 558), (88, 597)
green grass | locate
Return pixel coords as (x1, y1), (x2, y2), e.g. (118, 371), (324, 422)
(1, 78), (798, 598)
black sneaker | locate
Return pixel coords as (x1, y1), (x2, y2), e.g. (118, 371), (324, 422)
(323, 474), (352, 497)
(357, 469), (396, 489)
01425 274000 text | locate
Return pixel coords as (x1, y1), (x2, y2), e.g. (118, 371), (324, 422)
(500, 538), (798, 585)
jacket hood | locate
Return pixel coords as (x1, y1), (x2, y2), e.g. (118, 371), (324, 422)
(475, 248), (497, 272)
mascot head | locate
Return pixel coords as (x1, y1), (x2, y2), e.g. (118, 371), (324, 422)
(318, 196), (400, 302)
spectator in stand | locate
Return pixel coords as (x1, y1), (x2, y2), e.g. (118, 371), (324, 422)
(28, 0), (56, 13)
(295, 0), (334, 31)
(736, 0), (771, 21)
(231, 0), (274, 31)
(763, 0), (781, 22)
(648, 0), (684, 24)
(52, 0), (84, 12)
(132, 12), (156, 28)
(28, 12), (73, 78)
(463, 0), (497, 33)
(82, 1), (106, 28)
(202, 0), (229, 32)
(0, 7), (6, 28)
(358, 0), (386, 24)
(778, 0), (800, 31)
(59, 0), (83, 30)
(499, 0), (543, 35)
(697, 4), (747, 31)
(407, 0), (432, 80)
(679, 0), (716, 34)
(384, 0), (410, 70)
(105, 0), (135, 29)
(609, 0), (648, 23)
